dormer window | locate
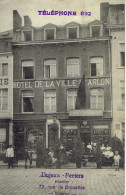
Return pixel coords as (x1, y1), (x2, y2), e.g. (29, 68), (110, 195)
(44, 29), (56, 40)
(23, 31), (32, 41)
(67, 27), (79, 39)
(90, 25), (103, 37)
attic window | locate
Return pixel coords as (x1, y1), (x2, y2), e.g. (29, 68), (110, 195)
(23, 31), (32, 41)
(45, 29), (55, 40)
(91, 26), (101, 37)
(67, 27), (79, 39)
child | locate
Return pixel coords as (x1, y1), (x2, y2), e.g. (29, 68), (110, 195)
(114, 151), (121, 171)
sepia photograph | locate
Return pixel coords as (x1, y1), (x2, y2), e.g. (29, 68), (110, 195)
(0, 0), (125, 194)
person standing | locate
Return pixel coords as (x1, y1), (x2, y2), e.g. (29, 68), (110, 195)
(114, 151), (121, 171)
(6, 145), (14, 168)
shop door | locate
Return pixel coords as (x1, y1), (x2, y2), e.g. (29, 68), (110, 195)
(14, 132), (25, 160)
(48, 124), (58, 148)
(80, 132), (91, 146)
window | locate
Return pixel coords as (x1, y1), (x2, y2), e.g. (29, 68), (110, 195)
(0, 128), (6, 153)
(119, 43), (125, 67)
(91, 26), (101, 37)
(68, 28), (77, 39)
(44, 59), (56, 78)
(67, 90), (77, 110)
(90, 57), (103, 76)
(22, 91), (34, 112)
(120, 80), (125, 107)
(0, 89), (8, 110)
(0, 63), (8, 76)
(121, 122), (125, 144)
(90, 88), (104, 110)
(44, 90), (56, 112)
(67, 58), (80, 77)
(23, 31), (32, 41)
(22, 60), (34, 79)
(45, 29), (56, 40)
(120, 52), (125, 66)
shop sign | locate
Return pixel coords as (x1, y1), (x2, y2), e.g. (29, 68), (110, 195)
(80, 125), (90, 133)
(13, 79), (78, 89)
(13, 78), (110, 89)
(93, 129), (108, 135)
(63, 129), (77, 135)
(88, 78), (110, 86)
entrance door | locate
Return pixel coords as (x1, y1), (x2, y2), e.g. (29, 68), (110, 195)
(48, 124), (58, 148)
(80, 132), (91, 146)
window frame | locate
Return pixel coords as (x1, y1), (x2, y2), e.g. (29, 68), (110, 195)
(22, 30), (33, 41)
(22, 60), (34, 80)
(118, 42), (125, 67)
(120, 80), (125, 108)
(21, 90), (34, 113)
(44, 59), (57, 78)
(66, 26), (79, 39)
(90, 25), (103, 37)
(90, 88), (104, 110)
(0, 63), (8, 77)
(90, 56), (103, 77)
(0, 89), (8, 111)
(67, 89), (77, 110)
(67, 57), (80, 78)
(44, 90), (56, 113)
(44, 28), (56, 40)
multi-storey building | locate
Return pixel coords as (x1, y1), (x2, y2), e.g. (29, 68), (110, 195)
(12, 10), (112, 158)
(101, 3), (125, 143)
(0, 30), (13, 159)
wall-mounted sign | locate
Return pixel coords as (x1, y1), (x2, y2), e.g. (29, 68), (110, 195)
(0, 78), (8, 85)
(13, 78), (110, 89)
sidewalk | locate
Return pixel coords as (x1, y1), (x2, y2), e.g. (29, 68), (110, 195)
(0, 160), (120, 169)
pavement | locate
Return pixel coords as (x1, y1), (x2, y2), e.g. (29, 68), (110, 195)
(0, 161), (125, 195)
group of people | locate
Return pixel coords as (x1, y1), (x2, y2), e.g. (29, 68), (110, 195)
(84, 142), (121, 170)
(5, 143), (121, 170)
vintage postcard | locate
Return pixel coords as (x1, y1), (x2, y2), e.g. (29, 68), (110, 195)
(0, 0), (125, 194)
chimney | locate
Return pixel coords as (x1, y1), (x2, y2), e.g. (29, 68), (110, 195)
(13, 10), (22, 32)
(100, 3), (109, 23)
(24, 16), (32, 27)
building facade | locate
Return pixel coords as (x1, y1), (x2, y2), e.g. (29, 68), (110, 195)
(12, 10), (112, 158)
(0, 30), (13, 159)
(101, 3), (125, 143)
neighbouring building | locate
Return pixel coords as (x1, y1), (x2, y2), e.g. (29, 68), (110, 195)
(101, 2), (125, 143)
(12, 10), (112, 159)
(0, 30), (13, 160)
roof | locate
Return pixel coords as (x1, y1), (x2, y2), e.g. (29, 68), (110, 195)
(0, 30), (13, 39)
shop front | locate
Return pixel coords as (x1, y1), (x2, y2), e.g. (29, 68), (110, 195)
(0, 120), (9, 160)
(13, 121), (46, 160)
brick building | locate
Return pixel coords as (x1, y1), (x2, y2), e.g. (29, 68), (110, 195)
(12, 10), (112, 159)
(0, 30), (13, 159)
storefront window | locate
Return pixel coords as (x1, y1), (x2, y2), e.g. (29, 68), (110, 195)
(22, 91), (34, 112)
(90, 88), (104, 110)
(0, 89), (8, 110)
(0, 128), (6, 153)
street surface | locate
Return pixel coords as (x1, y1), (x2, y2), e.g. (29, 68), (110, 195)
(0, 164), (125, 195)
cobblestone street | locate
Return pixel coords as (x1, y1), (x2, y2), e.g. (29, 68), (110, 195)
(0, 165), (125, 195)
